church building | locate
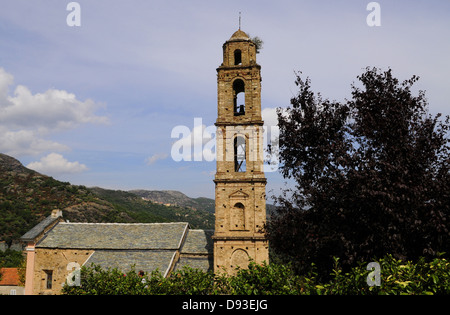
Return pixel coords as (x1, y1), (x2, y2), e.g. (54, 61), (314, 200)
(20, 28), (268, 295)
(21, 210), (213, 295)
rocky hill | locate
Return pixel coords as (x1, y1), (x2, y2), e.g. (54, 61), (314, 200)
(130, 189), (215, 213)
(0, 153), (115, 243)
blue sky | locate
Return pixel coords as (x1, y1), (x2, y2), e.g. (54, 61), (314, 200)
(0, 0), (449, 198)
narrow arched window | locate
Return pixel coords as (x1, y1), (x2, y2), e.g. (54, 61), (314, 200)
(234, 136), (246, 172)
(234, 49), (242, 65)
(233, 79), (245, 116)
(231, 203), (245, 230)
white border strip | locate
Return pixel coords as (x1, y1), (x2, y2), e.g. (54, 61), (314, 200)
(164, 251), (177, 278)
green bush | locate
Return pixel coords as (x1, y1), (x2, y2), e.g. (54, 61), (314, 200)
(226, 261), (303, 295)
(62, 255), (450, 295)
(61, 264), (154, 295)
(158, 267), (218, 295)
(62, 263), (300, 295)
(307, 254), (450, 295)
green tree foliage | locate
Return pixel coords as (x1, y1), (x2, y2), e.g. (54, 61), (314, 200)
(0, 249), (25, 268)
(266, 68), (450, 278)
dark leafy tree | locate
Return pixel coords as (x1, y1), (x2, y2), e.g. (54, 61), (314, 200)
(266, 68), (450, 278)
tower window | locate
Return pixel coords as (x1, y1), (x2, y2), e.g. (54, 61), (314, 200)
(231, 203), (245, 230)
(233, 79), (245, 116)
(234, 49), (242, 65)
(234, 136), (246, 172)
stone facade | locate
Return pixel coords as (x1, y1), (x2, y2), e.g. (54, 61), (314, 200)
(213, 29), (269, 274)
(32, 248), (94, 295)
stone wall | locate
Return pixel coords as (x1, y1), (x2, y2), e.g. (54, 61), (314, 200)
(32, 248), (94, 295)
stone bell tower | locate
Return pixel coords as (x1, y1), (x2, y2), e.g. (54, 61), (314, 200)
(213, 29), (269, 274)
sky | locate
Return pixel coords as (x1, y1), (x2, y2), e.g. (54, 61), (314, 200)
(0, 0), (449, 199)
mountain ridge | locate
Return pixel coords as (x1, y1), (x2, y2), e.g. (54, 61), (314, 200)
(129, 189), (215, 214)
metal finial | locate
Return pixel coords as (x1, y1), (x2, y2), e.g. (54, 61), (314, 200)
(239, 12), (241, 30)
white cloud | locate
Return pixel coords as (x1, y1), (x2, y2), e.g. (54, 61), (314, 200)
(26, 153), (88, 175)
(0, 127), (68, 157)
(262, 107), (279, 127)
(0, 82), (108, 131)
(146, 153), (168, 165)
(0, 67), (108, 157)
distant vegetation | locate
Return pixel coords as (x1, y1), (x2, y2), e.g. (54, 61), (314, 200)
(91, 187), (214, 229)
(0, 153), (97, 244)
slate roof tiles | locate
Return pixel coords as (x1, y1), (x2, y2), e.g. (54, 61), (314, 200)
(36, 222), (189, 250)
(29, 220), (213, 275)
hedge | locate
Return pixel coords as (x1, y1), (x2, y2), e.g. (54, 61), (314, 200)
(62, 254), (450, 295)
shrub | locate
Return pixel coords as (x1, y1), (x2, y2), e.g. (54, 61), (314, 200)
(61, 264), (154, 295)
(159, 266), (218, 295)
(62, 255), (450, 295)
(310, 254), (450, 295)
(226, 261), (302, 295)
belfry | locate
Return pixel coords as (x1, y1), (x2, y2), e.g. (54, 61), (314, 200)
(213, 29), (269, 274)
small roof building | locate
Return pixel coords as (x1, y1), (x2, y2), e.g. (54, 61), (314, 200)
(0, 268), (24, 295)
(20, 211), (213, 295)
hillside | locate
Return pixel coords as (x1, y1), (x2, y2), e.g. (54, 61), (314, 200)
(0, 153), (214, 245)
(90, 187), (214, 229)
(0, 153), (118, 243)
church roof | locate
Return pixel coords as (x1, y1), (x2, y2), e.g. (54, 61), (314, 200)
(36, 222), (188, 250)
(20, 212), (62, 242)
(180, 229), (214, 254)
(86, 250), (178, 277)
(30, 219), (213, 276)
(229, 29), (250, 41)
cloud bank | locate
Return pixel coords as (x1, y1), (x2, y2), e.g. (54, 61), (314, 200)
(0, 67), (107, 174)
